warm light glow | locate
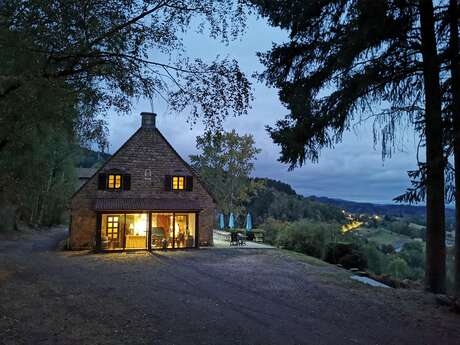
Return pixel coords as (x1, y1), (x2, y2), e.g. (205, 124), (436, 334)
(172, 176), (185, 190)
(108, 174), (122, 189)
(341, 221), (364, 233)
(133, 214), (147, 235)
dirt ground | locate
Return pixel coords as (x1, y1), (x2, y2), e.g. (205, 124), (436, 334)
(0, 228), (459, 345)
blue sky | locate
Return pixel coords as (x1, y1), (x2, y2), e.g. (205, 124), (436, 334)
(106, 15), (419, 204)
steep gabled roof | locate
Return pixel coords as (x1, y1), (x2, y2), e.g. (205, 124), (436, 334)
(71, 127), (217, 204)
(71, 128), (141, 199)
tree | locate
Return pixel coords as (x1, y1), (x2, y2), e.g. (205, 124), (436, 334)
(251, 0), (447, 292)
(446, 0), (460, 298)
(1, 0), (252, 148)
(387, 257), (410, 280)
(0, 0), (252, 228)
(190, 130), (261, 217)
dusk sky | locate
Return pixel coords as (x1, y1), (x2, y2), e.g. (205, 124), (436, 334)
(106, 15), (419, 205)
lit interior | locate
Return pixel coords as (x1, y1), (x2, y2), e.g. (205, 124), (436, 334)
(108, 174), (122, 189)
(172, 176), (185, 190)
(101, 212), (196, 250)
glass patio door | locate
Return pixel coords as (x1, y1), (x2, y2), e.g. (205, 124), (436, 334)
(151, 212), (196, 249)
(124, 213), (148, 249)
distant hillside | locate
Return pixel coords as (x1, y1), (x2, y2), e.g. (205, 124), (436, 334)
(253, 178), (297, 196)
(247, 178), (345, 225)
(77, 148), (111, 168)
(308, 195), (455, 221)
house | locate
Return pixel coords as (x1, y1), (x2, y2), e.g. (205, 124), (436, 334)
(70, 112), (216, 251)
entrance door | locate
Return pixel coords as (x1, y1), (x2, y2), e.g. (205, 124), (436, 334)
(101, 214), (124, 249)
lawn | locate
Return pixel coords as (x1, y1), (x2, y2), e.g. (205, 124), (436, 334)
(357, 227), (412, 246)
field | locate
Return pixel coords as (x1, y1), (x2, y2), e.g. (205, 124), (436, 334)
(356, 226), (413, 248)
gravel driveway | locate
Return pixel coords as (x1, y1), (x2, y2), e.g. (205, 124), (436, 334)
(0, 228), (459, 345)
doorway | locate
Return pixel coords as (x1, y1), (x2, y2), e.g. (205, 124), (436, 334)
(151, 212), (196, 249)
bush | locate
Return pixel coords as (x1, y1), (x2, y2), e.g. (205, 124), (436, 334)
(338, 252), (368, 270)
(259, 218), (289, 245)
(324, 242), (354, 264)
(363, 244), (386, 274)
(380, 244), (395, 254)
(386, 257), (409, 280)
(274, 220), (341, 259)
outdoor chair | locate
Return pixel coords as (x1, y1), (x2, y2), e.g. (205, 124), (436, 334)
(230, 232), (239, 246)
(238, 233), (246, 246)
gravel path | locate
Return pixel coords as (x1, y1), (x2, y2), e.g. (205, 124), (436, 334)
(0, 228), (459, 345)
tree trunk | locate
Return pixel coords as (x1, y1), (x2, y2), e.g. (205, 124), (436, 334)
(419, 0), (446, 293)
(448, 0), (460, 297)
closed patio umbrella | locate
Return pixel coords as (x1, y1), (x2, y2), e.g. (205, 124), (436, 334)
(228, 213), (235, 229)
(219, 213), (225, 230)
(245, 213), (252, 231)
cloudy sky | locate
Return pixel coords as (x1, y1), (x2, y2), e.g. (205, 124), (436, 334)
(106, 15), (420, 204)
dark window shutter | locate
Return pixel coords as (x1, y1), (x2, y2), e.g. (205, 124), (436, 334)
(164, 175), (172, 191)
(98, 173), (107, 190)
(186, 176), (193, 191)
(123, 174), (131, 191)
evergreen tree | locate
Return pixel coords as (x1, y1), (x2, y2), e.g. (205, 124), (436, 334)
(251, 0), (447, 292)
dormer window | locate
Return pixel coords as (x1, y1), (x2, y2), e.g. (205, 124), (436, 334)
(108, 174), (122, 190)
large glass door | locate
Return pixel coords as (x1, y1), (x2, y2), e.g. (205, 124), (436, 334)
(151, 212), (196, 249)
(125, 213), (148, 249)
(101, 213), (148, 250)
(151, 213), (174, 249)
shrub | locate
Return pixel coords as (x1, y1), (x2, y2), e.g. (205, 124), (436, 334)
(259, 218), (289, 245)
(324, 242), (354, 264)
(380, 244), (395, 254)
(275, 220), (341, 259)
(339, 253), (368, 270)
(386, 257), (409, 280)
(363, 244), (385, 274)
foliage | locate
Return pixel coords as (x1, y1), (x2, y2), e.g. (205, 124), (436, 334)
(247, 181), (345, 225)
(260, 218), (344, 257)
(190, 130), (261, 216)
(250, 0), (449, 293)
(386, 257), (410, 280)
(0, 79), (77, 227)
(363, 244), (385, 275)
(324, 242), (367, 270)
(253, 177), (296, 195)
(250, 0), (427, 168)
(1, 1), (252, 138)
(0, 0), (252, 230)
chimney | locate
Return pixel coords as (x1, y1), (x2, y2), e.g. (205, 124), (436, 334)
(140, 112), (156, 129)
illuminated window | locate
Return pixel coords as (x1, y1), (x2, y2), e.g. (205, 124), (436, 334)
(107, 174), (122, 190)
(106, 216), (119, 241)
(172, 176), (185, 190)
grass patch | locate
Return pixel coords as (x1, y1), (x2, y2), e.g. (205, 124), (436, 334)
(279, 249), (330, 267)
(360, 228), (411, 246)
